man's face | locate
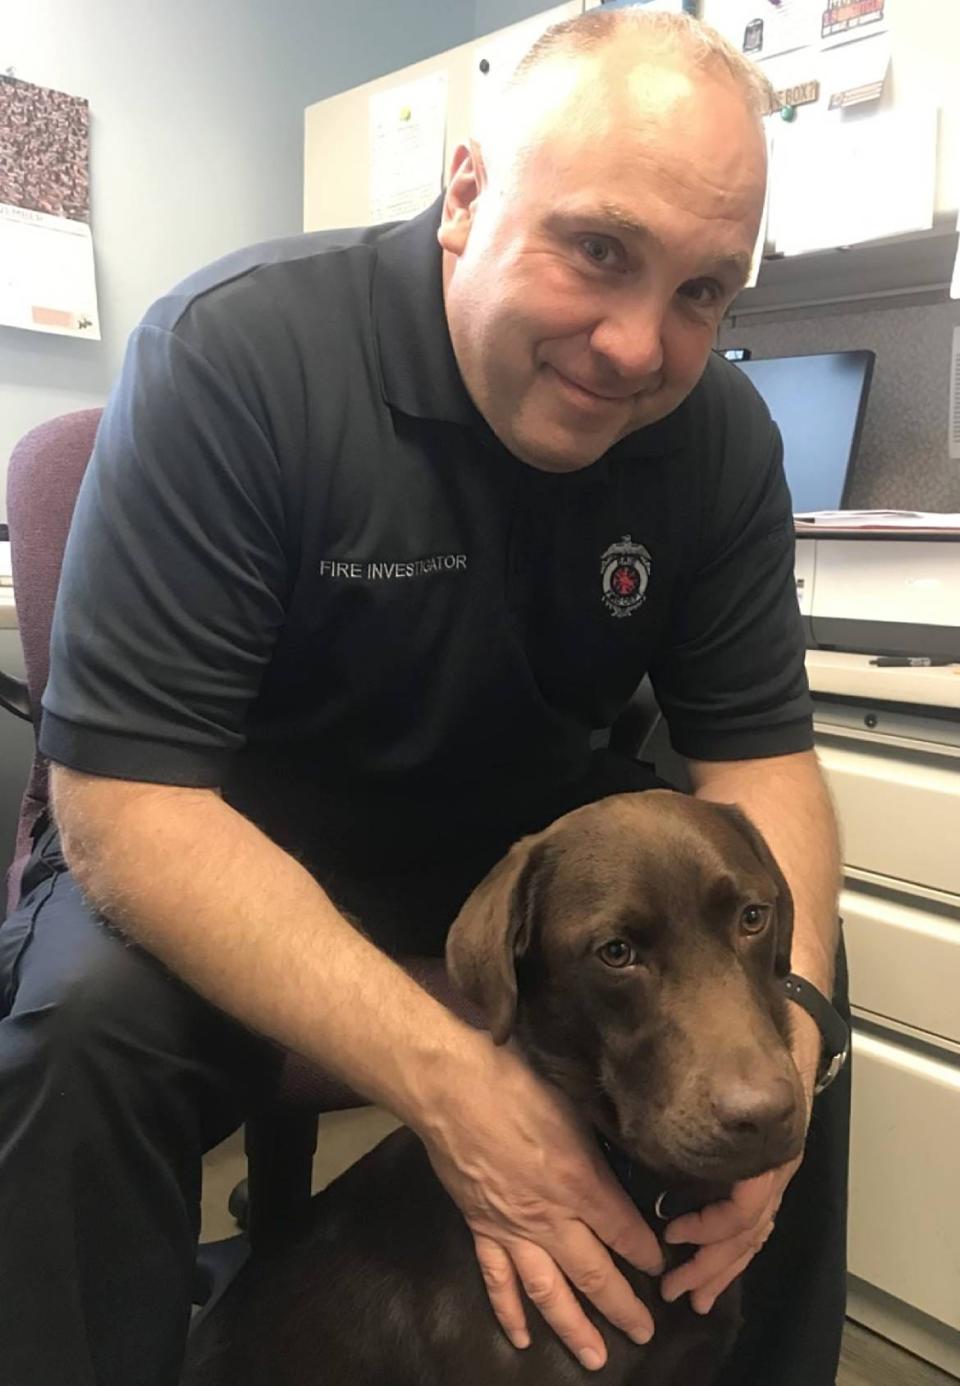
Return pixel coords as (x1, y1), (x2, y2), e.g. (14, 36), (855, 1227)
(439, 58), (766, 472)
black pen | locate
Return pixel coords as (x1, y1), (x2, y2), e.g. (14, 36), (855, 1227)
(870, 656), (954, 667)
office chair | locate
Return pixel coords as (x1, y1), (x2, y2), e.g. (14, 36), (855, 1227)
(2, 409), (663, 1286)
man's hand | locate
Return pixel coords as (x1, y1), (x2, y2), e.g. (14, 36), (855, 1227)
(419, 1042), (665, 1373)
(659, 1155), (801, 1313)
(659, 1008), (820, 1313)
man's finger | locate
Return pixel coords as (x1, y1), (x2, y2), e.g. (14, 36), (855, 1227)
(473, 1234), (530, 1350)
(689, 1219), (776, 1313)
(661, 1238), (742, 1303)
(690, 1248), (755, 1315)
(580, 1168), (665, 1276)
(661, 1213), (777, 1303)
(663, 1170), (775, 1246)
(556, 1221), (656, 1346)
(510, 1240), (610, 1371)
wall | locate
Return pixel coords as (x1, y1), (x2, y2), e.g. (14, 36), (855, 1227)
(719, 300), (960, 511)
(0, 0), (482, 517)
(0, 0), (493, 873)
(475, 0), (550, 30)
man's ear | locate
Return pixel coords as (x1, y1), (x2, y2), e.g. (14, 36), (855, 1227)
(438, 139), (486, 258)
(446, 835), (549, 1044)
(718, 804), (795, 977)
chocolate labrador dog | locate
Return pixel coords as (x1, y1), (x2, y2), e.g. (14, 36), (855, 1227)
(183, 790), (806, 1386)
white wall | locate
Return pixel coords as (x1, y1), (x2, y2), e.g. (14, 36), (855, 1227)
(0, 0), (485, 518)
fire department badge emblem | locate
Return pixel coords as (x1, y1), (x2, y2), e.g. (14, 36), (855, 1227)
(600, 536), (651, 619)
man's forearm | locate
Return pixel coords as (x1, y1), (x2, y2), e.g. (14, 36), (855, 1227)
(687, 749), (842, 1091)
(50, 766), (485, 1132)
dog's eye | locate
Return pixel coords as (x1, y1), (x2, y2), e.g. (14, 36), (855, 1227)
(597, 939), (637, 969)
(741, 904), (771, 934)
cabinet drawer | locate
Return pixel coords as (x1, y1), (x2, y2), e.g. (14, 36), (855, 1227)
(849, 1029), (960, 1332)
(842, 888), (960, 1044)
(817, 741), (960, 895)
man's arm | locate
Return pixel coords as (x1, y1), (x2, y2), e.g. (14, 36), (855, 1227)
(51, 765), (663, 1370)
(687, 748), (841, 1096)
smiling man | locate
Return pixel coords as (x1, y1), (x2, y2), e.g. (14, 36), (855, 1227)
(440, 34), (765, 471)
(0, 10), (848, 1386)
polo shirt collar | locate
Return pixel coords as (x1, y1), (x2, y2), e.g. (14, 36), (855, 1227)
(371, 197), (690, 463)
(372, 199), (478, 428)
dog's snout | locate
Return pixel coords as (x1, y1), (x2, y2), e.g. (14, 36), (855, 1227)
(711, 1076), (796, 1138)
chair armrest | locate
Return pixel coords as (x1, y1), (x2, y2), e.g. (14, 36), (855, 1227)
(0, 668), (32, 721)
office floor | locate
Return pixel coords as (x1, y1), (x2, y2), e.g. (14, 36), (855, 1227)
(201, 1111), (958, 1386)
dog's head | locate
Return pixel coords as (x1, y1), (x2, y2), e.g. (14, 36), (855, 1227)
(447, 790), (806, 1186)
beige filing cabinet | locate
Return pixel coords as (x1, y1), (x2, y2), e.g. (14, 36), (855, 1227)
(807, 652), (960, 1377)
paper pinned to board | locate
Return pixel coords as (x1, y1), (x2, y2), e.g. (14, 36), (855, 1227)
(820, 0), (888, 50)
(951, 209), (960, 302)
(706, 0), (820, 63)
(821, 30), (891, 109)
(0, 74), (100, 339)
(771, 105), (937, 257)
(369, 71), (448, 223)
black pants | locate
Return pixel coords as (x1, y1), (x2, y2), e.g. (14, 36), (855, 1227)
(0, 767), (851, 1386)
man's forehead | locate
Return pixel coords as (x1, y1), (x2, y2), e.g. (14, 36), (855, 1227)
(518, 101), (765, 261)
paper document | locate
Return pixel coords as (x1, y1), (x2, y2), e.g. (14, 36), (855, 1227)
(820, 0), (888, 50)
(0, 75), (100, 338)
(795, 510), (960, 530)
(771, 105), (937, 257)
(472, 9), (569, 143)
(707, 0), (819, 62)
(821, 31), (890, 109)
(369, 71), (447, 223)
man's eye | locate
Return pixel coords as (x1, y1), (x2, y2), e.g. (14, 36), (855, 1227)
(578, 236), (623, 270)
(679, 278), (723, 307)
(596, 939), (638, 969)
(740, 904), (771, 935)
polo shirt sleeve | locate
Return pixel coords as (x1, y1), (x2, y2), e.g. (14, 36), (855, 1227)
(649, 382), (813, 763)
(40, 320), (290, 786)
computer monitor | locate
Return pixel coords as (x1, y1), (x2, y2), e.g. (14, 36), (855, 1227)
(731, 351), (875, 513)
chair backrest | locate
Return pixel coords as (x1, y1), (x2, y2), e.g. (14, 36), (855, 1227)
(5, 408), (103, 911)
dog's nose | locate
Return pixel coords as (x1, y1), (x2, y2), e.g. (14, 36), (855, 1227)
(712, 1078), (796, 1138)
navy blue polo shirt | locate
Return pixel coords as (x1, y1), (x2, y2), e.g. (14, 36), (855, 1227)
(41, 201), (811, 904)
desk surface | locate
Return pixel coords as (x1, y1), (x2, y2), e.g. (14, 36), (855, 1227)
(806, 650), (960, 711)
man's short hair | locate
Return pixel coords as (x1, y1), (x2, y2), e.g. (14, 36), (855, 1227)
(509, 8), (775, 122)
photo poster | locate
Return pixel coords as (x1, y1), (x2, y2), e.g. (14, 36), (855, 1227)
(369, 70), (448, 224)
(0, 74), (101, 339)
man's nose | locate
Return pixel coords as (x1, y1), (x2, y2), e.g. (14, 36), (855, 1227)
(589, 299), (666, 383)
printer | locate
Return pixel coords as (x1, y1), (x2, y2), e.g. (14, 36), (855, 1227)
(795, 529), (960, 661)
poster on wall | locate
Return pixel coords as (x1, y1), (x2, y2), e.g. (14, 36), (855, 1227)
(0, 74), (101, 339)
(369, 71), (448, 223)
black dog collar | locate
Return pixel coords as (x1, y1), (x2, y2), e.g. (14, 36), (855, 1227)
(597, 1135), (726, 1227)
(782, 973), (850, 1095)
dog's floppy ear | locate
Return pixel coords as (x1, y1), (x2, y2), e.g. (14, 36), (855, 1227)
(718, 804), (795, 977)
(446, 836), (549, 1044)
